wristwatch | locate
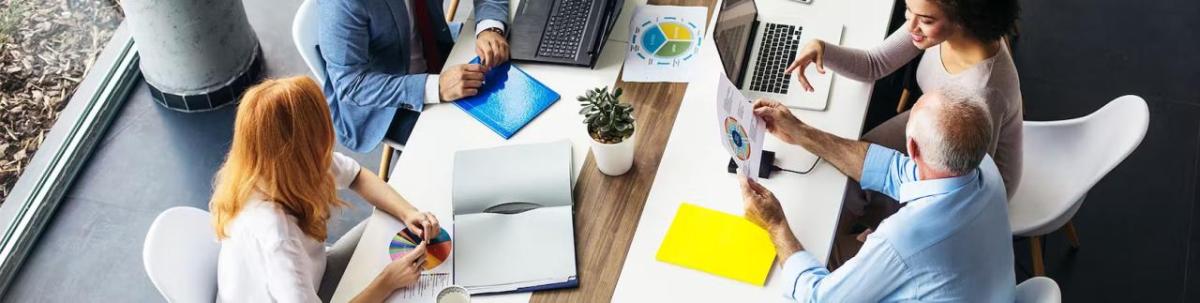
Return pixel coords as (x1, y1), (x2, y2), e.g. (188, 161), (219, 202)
(480, 27), (505, 37)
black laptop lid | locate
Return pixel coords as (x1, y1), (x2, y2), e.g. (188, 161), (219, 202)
(713, 0), (758, 86)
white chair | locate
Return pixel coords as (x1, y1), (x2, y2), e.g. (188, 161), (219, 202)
(1009, 95), (1149, 275)
(143, 207), (221, 303)
(1015, 277), (1062, 303)
(292, 0), (326, 85)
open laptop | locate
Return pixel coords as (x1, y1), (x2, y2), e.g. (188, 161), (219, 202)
(510, 0), (625, 67)
(713, 0), (842, 110)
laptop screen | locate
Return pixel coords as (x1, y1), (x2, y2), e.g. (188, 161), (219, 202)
(713, 0), (758, 85)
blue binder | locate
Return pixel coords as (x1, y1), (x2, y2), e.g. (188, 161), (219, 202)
(454, 58), (560, 139)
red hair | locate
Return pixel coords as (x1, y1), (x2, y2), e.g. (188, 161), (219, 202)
(210, 76), (346, 241)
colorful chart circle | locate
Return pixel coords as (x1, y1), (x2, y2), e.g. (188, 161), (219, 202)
(631, 17), (703, 66)
(725, 117), (751, 160)
(389, 225), (452, 270)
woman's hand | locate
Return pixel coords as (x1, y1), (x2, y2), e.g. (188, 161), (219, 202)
(353, 240), (427, 302)
(402, 211), (441, 241)
(380, 241), (427, 290)
(784, 40), (826, 92)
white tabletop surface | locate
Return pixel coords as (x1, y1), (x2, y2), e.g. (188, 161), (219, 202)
(610, 0), (895, 301)
(334, 0), (895, 301)
(330, 0), (636, 301)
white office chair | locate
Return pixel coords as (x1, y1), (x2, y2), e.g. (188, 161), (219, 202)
(293, 0), (326, 84)
(1015, 277), (1062, 303)
(1009, 95), (1149, 275)
(143, 207), (221, 303)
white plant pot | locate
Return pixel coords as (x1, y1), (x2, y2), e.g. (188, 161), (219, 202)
(590, 130), (636, 176)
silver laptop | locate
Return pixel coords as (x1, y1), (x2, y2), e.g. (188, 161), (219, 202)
(713, 0), (841, 110)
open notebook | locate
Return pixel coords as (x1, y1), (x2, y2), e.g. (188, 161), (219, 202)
(451, 140), (579, 294)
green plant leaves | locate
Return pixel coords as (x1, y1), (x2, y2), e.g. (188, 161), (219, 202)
(577, 86), (635, 143)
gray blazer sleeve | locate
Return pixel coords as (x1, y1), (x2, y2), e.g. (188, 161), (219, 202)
(474, 0), (510, 25)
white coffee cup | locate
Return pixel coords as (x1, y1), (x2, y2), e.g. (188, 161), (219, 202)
(437, 285), (471, 303)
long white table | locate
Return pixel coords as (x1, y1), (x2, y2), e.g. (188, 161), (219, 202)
(333, 0), (895, 301)
(329, 3), (633, 301)
(610, 0), (895, 301)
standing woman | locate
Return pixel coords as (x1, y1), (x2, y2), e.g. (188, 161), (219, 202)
(211, 76), (441, 302)
(788, 0), (1022, 256)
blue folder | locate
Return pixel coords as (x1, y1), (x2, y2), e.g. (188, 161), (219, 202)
(454, 58), (560, 139)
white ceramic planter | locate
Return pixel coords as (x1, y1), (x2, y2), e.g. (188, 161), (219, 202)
(590, 130), (636, 176)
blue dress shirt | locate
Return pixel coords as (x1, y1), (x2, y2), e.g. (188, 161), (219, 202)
(781, 144), (1015, 302)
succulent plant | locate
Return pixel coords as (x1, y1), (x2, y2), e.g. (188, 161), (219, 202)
(578, 86), (635, 144)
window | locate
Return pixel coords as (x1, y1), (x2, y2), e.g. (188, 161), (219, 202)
(0, 0), (135, 294)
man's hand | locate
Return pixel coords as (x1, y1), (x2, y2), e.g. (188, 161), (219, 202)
(475, 30), (509, 69)
(439, 64), (486, 101)
(752, 99), (806, 145)
(740, 175), (804, 259)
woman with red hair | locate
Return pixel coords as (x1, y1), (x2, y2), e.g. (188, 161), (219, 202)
(210, 76), (438, 302)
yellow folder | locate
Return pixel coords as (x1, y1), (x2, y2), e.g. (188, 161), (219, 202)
(655, 203), (777, 286)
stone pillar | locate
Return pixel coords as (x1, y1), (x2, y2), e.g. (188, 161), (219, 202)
(124, 0), (263, 112)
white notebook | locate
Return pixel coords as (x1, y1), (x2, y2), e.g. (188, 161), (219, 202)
(451, 140), (578, 294)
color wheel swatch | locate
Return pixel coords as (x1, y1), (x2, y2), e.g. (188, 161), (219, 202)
(724, 117), (751, 160)
(389, 226), (452, 270)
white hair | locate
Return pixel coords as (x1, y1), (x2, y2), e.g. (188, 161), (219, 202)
(907, 84), (994, 175)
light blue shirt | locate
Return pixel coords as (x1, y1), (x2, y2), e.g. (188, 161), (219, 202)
(781, 144), (1015, 302)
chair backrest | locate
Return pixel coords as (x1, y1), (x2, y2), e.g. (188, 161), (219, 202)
(293, 0), (326, 83)
(1015, 277), (1062, 303)
(143, 207), (220, 303)
(1009, 95), (1149, 236)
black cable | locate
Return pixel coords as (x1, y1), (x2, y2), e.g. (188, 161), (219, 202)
(773, 157), (821, 175)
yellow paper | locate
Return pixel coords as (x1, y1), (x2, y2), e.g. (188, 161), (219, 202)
(656, 203), (777, 286)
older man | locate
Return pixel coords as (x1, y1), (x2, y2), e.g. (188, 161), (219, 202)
(742, 86), (1015, 302)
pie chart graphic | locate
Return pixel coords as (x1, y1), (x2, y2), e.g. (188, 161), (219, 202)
(388, 226), (452, 270)
(725, 117), (751, 160)
(631, 17), (703, 66)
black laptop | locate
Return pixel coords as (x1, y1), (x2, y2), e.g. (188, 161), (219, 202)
(510, 0), (625, 67)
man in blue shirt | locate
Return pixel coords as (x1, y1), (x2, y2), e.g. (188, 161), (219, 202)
(320, 0), (510, 152)
(743, 86), (1015, 302)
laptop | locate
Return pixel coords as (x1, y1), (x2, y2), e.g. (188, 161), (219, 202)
(713, 0), (842, 110)
(510, 0), (625, 67)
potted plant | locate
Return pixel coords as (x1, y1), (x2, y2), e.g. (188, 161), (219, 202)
(579, 86), (636, 176)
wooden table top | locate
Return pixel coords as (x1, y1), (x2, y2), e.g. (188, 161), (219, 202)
(530, 1), (717, 301)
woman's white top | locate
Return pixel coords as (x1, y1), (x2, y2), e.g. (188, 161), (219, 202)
(216, 152), (361, 302)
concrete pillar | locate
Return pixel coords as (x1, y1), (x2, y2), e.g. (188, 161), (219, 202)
(124, 0), (263, 112)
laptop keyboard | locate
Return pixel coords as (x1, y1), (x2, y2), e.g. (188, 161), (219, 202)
(749, 23), (802, 94)
(537, 0), (594, 59)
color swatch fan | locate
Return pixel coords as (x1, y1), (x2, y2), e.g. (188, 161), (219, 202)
(389, 226), (453, 270)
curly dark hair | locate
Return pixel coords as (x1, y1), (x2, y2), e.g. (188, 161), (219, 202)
(930, 0), (1021, 42)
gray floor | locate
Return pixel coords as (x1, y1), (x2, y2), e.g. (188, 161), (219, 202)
(1, 0), (380, 301)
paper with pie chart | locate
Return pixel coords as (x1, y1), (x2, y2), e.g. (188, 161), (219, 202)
(622, 5), (707, 83)
(716, 71), (765, 179)
(389, 225), (453, 270)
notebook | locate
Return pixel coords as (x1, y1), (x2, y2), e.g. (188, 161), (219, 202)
(656, 203), (777, 285)
(451, 140), (578, 294)
(453, 57), (561, 139)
